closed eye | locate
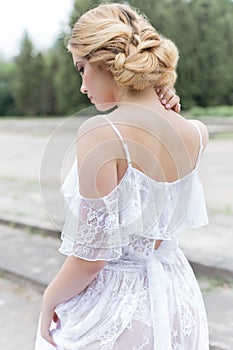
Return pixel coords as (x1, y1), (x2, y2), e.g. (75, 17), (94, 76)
(75, 62), (84, 75)
(78, 66), (84, 75)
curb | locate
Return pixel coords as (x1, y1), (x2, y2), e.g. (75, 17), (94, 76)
(0, 217), (231, 350)
(1, 217), (233, 281)
(0, 269), (229, 350)
(0, 267), (46, 294)
(190, 261), (233, 280)
(210, 345), (231, 350)
(0, 217), (59, 238)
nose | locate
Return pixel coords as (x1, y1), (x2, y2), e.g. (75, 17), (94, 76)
(80, 81), (87, 94)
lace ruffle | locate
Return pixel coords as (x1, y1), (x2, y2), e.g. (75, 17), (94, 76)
(59, 160), (208, 260)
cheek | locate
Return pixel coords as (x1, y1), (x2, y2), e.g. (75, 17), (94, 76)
(83, 66), (95, 87)
(83, 73), (91, 87)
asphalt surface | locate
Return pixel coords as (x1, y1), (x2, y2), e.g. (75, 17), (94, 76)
(0, 116), (233, 350)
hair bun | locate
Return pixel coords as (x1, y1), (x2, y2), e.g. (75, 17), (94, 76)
(114, 52), (126, 70)
(69, 3), (179, 92)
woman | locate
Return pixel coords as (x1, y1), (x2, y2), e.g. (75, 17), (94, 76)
(35, 3), (209, 349)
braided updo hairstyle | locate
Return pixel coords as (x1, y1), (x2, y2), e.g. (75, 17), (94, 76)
(68, 3), (179, 92)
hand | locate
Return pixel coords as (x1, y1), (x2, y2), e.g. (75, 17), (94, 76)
(40, 304), (59, 347)
(156, 87), (181, 113)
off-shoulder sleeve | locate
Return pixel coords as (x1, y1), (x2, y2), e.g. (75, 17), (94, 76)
(59, 160), (208, 261)
(59, 159), (146, 261)
(59, 195), (123, 260)
(59, 160), (124, 261)
(59, 160), (146, 261)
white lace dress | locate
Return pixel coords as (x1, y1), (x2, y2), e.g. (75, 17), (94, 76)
(35, 118), (209, 350)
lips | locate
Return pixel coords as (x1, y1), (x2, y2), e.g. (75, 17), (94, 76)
(88, 96), (93, 101)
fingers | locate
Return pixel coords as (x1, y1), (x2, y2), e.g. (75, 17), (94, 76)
(40, 309), (58, 347)
(174, 102), (181, 113)
(40, 321), (57, 347)
(156, 86), (181, 113)
(166, 95), (181, 113)
(41, 331), (57, 347)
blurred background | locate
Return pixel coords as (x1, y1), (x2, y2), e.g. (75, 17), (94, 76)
(0, 1), (233, 350)
(0, 0), (233, 117)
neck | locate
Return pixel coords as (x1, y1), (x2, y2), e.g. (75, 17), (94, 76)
(115, 86), (164, 111)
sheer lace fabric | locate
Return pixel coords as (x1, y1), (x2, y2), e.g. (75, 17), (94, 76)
(35, 240), (209, 350)
(59, 160), (208, 261)
(35, 160), (209, 349)
(35, 118), (209, 349)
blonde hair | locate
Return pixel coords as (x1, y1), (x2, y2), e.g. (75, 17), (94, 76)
(68, 3), (179, 92)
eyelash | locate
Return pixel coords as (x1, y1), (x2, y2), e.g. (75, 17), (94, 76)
(77, 67), (84, 75)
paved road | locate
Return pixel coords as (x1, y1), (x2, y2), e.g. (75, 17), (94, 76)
(0, 277), (41, 350)
(0, 116), (233, 276)
(0, 223), (233, 350)
(0, 117), (233, 229)
(0, 117), (233, 350)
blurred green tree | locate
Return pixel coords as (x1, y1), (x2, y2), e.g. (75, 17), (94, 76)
(14, 32), (59, 116)
(51, 34), (90, 115)
(182, 0), (233, 106)
(14, 32), (38, 115)
(7, 0), (233, 116)
(0, 60), (18, 116)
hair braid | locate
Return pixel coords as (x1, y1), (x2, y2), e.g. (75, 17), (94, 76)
(68, 3), (179, 92)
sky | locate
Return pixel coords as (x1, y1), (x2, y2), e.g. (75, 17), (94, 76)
(0, 0), (74, 59)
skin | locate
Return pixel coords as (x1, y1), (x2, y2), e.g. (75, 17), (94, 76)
(40, 55), (208, 346)
(157, 86), (181, 113)
(75, 58), (181, 113)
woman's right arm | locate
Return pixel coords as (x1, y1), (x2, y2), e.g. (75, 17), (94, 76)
(156, 87), (181, 113)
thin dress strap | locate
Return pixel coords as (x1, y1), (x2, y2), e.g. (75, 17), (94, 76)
(190, 121), (204, 166)
(102, 116), (132, 166)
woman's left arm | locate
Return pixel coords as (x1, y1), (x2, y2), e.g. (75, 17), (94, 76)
(41, 122), (114, 346)
(40, 256), (107, 346)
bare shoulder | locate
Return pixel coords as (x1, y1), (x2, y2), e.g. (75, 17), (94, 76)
(76, 115), (112, 169)
(188, 119), (209, 149)
(76, 115), (110, 155)
(77, 115), (106, 139)
(75, 115), (118, 198)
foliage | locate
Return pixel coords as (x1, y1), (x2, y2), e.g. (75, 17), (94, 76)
(0, 60), (18, 115)
(14, 33), (38, 115)
(127, 0), (233, 107)
(0, 0), (232, 116)
(186, 105), (233, 117)
(51, 34), (89, 115)
(62, 0), (233, 109)
(13, 32), (56, 116)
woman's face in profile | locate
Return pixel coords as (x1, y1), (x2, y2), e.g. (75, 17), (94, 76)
(72, 54), (118, 111)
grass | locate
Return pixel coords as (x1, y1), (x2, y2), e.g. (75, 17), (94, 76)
(198, 275), (233, 293)
(186, 105), (233, 118)
(1, 105), (233, 119)
(209, 204), (233, 216)
(26, 226), (44, 235)
(0, 176), (38, 185)
(213, 132), (233, 140)
(0, 115), (63, 119)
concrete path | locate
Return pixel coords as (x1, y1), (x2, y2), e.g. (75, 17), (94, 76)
(0, 116), (232, 275)
(0, 223), (233, 350)
(0, 116), (233, 349)
(0, 117), (233, 227)
(0, 277), (41, 350)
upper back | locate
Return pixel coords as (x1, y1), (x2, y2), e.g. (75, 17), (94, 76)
(91, 110), (207, 181)
(76, 107), (208, 197)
